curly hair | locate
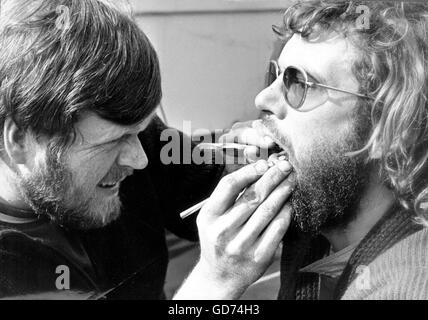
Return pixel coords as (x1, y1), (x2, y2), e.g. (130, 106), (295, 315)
(0, 0), (161, 149)
(276, 0), (428, 224)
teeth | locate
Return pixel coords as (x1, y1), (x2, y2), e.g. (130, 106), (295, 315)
(99, 182), (117, 188)
(278, 150), (289, 161)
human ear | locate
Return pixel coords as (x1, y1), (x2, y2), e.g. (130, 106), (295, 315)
(2, 117), (31, 164)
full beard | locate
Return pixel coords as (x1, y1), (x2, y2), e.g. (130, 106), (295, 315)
(263, 105), (372, 236)
(18, 145), (122, 230)
(290, 137), (370, 235)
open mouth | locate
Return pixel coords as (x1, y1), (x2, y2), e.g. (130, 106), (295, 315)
(97, 171), (132, 192)
(258, 121), (289, 159)
(269, 143), (289, 159)
(98, 182), (119, 189)
(260, 124), (291, 162)
(268, 141), (290, 161)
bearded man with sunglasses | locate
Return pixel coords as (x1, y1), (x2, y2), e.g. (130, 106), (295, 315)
(0, 0), (298, 300)
(179, 0), (428, 299)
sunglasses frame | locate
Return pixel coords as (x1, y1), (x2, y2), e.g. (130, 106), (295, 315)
(268, 60), (374, 111)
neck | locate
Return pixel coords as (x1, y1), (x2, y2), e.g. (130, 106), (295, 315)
(0, 161), (31, 212)
(323, 173), (396, 252)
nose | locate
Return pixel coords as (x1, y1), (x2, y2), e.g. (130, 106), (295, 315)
(117, 135), (148, 170)
(255, 80), (287, 120)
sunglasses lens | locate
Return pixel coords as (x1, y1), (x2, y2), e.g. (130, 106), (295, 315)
(283, 67), (306, 109)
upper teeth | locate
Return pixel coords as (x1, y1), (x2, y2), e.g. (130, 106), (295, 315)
(100, 182), (117, 187)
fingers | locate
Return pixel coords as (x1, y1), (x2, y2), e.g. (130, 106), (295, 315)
(193, 157), (295, 295)
(223, 147), (247, 166)
(252, 120), (275, 146)
(267, 152), (288, 166)
(204, 160), (270, 218)
(231, 121), (253, 130)
(231, 173), (296, 248)
(220, 130), (271, 148)
(219, 121), (274, 149)
(219, 121), (278, 166)
(253, 203), (293, 262)
(224, 145), (267, 165)
(243, 146), (259, 163)
(220, 159), (293, 230)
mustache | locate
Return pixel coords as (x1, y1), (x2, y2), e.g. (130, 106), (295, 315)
(261, 117), (294, 157)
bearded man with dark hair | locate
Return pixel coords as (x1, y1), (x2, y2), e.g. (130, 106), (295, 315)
(0, 0), (295, 300)
(0, 0), (227, 299)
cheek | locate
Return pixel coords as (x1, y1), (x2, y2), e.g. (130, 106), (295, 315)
(282, 112), (354, 163)
(67, 151), (118, 188)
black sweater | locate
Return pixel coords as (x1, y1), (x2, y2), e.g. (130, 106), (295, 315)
(0, 116), (224, 299)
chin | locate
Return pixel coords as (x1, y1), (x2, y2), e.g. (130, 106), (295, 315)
(92, 196), (122, 228)
(62, 194), (122, 230)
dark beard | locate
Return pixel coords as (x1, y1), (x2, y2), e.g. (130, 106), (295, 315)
(18, 144), (121, 230)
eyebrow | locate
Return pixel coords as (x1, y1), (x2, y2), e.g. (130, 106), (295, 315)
(296, 64), (328, 85)
(85, 128), (132, 149)
(102, 127), (139, 145)
(306, 69), (327, 85)
(90, 111), (155, 147)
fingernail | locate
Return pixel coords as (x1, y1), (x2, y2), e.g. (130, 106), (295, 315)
(255, 160), (269, 174)
(278, 155), (286, 161)
(268, 160), (274, 167)
(277, 160), (292, 173)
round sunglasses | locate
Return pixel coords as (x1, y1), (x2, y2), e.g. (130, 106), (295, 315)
(267, 60), (374, 111)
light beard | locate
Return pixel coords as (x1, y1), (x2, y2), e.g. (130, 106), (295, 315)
(18, 145), (122, 230)
(290, 137), (369, 235)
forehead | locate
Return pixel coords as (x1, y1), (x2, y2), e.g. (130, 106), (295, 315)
(278, 32), (360, 86)
(74, 111), (156, 144)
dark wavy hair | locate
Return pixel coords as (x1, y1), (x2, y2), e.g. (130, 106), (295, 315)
(0, 0), (162, 148)
(276, 0), (428, 223)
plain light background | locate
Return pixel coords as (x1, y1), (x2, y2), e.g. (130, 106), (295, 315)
(129, 0), (291, 131)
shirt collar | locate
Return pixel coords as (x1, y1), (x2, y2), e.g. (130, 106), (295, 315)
(0, 201), (39, 224)
(299, 242), (359, 278)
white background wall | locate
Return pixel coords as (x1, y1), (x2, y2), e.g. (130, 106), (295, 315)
(129, 0), (291, 131)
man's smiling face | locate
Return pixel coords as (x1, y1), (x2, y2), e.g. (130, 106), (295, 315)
(256, 31), (372, 234)
(19, 112), (154, 230)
